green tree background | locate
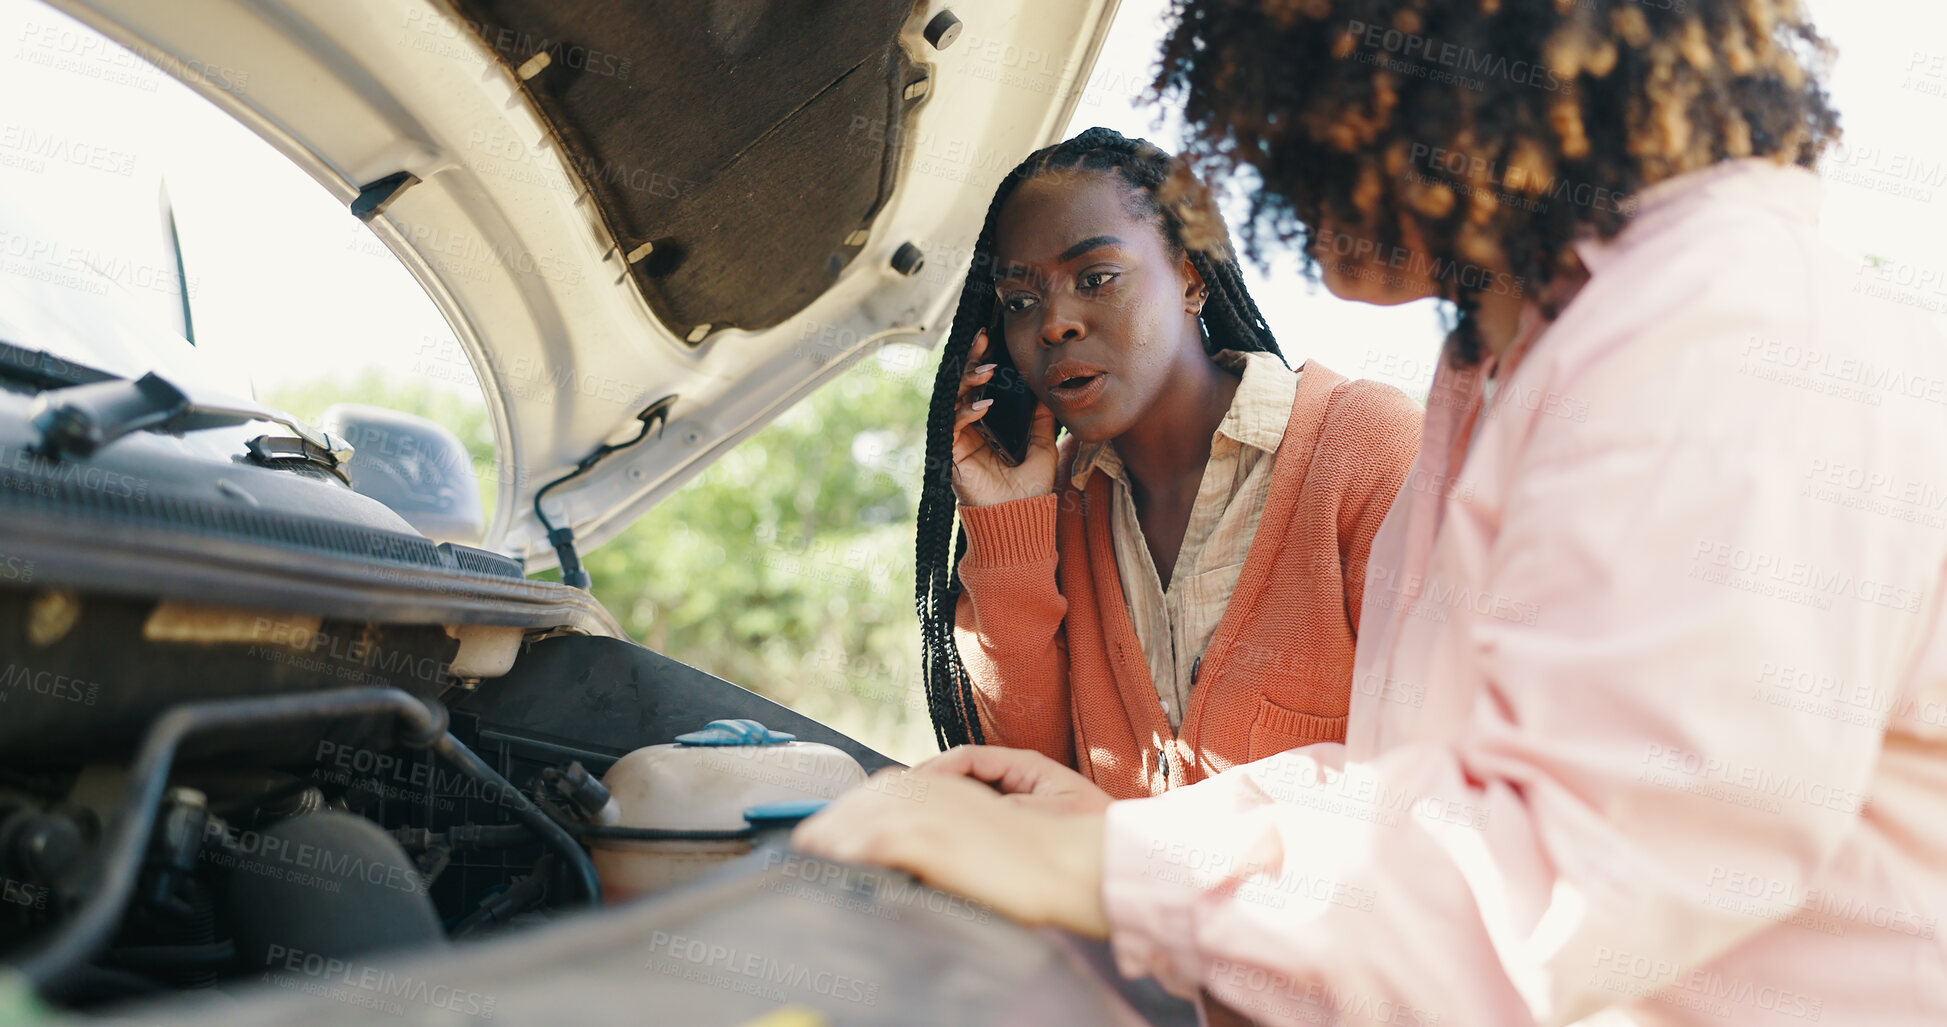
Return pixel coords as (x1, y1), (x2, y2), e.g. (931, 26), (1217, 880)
(271, 347), (941, 765)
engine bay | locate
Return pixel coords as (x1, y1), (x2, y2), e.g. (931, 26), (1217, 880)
(0, 338), (1146, 1025)
(0, 583), (897, 1012)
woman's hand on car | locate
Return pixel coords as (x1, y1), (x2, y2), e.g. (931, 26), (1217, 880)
(916, 745), (1114, 816)
(792, 769), (1109, 938)
(951, 329), (1059, 507)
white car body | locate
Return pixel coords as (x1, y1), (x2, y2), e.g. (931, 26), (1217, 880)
(46, 0), (1120, 566)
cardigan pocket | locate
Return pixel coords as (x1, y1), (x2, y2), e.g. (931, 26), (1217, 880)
(1247, 696), (1348, 761)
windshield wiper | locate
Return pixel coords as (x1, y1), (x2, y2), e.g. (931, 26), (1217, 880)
(27, 371), (352, 475)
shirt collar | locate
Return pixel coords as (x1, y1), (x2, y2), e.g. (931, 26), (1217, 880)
(1481, 159), (1818, 382)
(1069, 349), (1297, 490)
(1574, 158), (1822, 276)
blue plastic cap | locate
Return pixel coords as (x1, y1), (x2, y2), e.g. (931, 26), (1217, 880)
(673, 718), (797, 747)
(743, 799), (830, 825)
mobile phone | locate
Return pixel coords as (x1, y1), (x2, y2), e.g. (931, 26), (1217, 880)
(969, 361), (1036, 467)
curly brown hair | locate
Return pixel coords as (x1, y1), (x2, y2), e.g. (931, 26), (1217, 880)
(1154, 0), (1843, 364)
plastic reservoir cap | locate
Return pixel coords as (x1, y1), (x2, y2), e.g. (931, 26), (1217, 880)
(743, 799), (830, 826)
(674, 718), (798, 747)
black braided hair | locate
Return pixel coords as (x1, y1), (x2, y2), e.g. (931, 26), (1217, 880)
(917, 126), (1284, 751)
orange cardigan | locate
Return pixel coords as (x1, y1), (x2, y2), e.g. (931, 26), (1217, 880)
(952, 361), (1423, 799)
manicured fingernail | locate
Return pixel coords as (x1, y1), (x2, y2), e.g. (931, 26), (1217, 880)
(975, 363), (996, 374)
(972, 399), (994, 410)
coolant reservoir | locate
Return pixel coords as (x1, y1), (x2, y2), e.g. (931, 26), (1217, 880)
(588, 719), (864, 902)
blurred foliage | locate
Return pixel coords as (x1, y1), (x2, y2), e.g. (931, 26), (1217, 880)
(271, 346), (940, 765)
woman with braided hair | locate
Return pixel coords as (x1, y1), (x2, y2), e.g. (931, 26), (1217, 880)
(915, 126), (1422, 804)
(804, 3), (1947, 1023)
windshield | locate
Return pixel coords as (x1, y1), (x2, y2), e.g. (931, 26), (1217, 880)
(0, 0), (499, 525)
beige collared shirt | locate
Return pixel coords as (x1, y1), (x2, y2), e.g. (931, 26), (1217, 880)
(1069, 349), (1298, 732)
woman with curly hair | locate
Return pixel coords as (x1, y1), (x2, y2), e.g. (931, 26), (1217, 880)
(916, 126), (1422, 801)
(802, 2), (1947, 1024)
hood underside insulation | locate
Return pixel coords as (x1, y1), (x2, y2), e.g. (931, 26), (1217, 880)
(447, 0), (924, 337)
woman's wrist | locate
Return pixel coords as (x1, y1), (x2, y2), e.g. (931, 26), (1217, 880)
(958, 492), (1060, 567)
(1046, 812), (1110, 938)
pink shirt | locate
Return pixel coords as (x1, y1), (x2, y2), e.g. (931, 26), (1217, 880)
(1101, 159), (1947, 1026)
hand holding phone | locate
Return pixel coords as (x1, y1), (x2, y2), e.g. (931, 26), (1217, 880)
(951, 329), (1059, 507)
(969, 360), (1034, 468)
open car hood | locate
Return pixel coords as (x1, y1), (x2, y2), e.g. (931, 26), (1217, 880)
(46, 0), (1120, 566)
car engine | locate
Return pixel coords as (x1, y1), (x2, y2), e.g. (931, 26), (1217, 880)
(0, 571), (901, 1011)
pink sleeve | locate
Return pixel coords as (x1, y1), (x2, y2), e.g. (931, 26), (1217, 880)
(1099, 313), (1932, 1024)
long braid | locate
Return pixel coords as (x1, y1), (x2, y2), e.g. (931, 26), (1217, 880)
(915, 157), (1046, 751)
(918, 127), (1284, 750)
